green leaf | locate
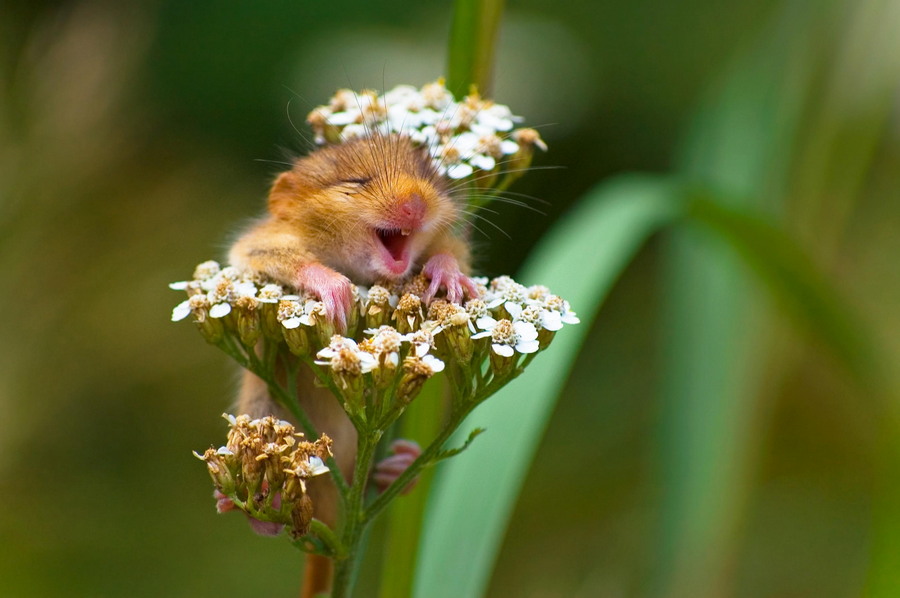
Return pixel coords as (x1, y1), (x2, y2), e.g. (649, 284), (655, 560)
(433, 428), (485, 463)
(685, 196), (880, 388)
(414, 175), (682, 598)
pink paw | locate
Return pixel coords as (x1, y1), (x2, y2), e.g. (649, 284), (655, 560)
(422, 253), (478, 304)
(372, 439), (422, 495)
(297, 262), (354, 332)
(213, 489), (284, 536)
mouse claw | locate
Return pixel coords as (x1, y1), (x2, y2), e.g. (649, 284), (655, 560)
(422, 253), (475, 304)
(372, 439), (422, 495)
(296, 262), (354, 333)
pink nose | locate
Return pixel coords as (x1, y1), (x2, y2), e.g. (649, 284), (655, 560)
(395, 194), (426, 228)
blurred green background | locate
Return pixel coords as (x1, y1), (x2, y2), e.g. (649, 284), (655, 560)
(2, 0), (899, 596)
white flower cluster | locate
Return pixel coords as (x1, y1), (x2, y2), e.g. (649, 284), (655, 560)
(468, 275), (579, 357)
(171, 262), (578, 399)
(306, 79), (546, 180)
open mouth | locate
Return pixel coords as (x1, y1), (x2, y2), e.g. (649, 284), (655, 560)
(374, 227), (412, 275)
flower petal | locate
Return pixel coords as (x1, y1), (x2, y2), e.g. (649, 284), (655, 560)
(171, 300), (192, 322)
(492, 344), (515, 357)
(209, 302), (232, 318)
(515, 339), (540, 354)
(540, 311), (564, 331)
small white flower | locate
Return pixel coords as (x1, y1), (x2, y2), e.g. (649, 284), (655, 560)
(305, 455), (330, 477)
(471, 318), (539, 356)
(257, 284), (284, 303)
(463, 299), (489, 332)
(315, 337), (378, 374)
(403, 327), (438, 357)
(362, 285), (398, 310)
(507, 302), (562, 332)
(485, 280), (527, 311)
(420, 80), (453, 110)
(364, 326), (405, 367)
(277, 297), (305, 329)
(193, 260), (221, 281)
(527, 285), (551, 301)
(475, 102), (521, 132)
(302, 300), (328, 326)
(544, 295), (580, 325)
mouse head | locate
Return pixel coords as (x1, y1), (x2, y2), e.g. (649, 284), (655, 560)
(268, 134), (459, 283)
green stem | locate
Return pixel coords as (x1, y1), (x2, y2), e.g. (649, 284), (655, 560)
(364, 400), (474, 524)
(377, 378), (445, 598)
(446, 0), (505, 98)
(306, 519), (346, 558)
(331, 430), (382, 598)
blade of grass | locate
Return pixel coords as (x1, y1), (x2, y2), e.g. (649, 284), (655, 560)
(659, 189), (893, 596)
(414, 175), (682, 598)
(655, 4), (826, 594)
(685, 196), (881, 388)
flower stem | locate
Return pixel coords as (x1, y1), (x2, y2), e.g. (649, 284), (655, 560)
(331, 429), (382, 598)
(446, 0), (505, 98)
(377, 378), (445, 598)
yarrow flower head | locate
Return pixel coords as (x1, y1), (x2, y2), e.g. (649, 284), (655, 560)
(194, 414), (332, 539)
(172, 261), (578, 404)
(305, 79), (546, 187)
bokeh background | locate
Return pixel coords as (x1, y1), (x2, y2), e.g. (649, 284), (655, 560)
(2, 0), (899, 596)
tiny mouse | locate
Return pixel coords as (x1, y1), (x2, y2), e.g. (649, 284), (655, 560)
(228, 131), (477, 597)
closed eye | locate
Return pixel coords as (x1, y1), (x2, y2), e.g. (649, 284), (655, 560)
(341, 177), (372, 185)
(333, 177), (372, 196)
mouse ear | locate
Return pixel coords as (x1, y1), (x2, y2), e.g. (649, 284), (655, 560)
(268, 171), (298, 217)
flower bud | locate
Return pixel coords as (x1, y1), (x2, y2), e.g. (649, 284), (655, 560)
(257, 284), (285, 341)
(188, 295), (225, 344)
(507, 128), (546, 173)
(195, 447), (237, 495)
(397, 354), (444, 405)
(308, 302), (335, 347)
(290, 494), (314, 539)
(282, 322), (310, 356)
(234, 296), (261, 347)
(363, 285), (394, 330)
(489, 348), (517, 379)
(394, 293), (423, 334)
